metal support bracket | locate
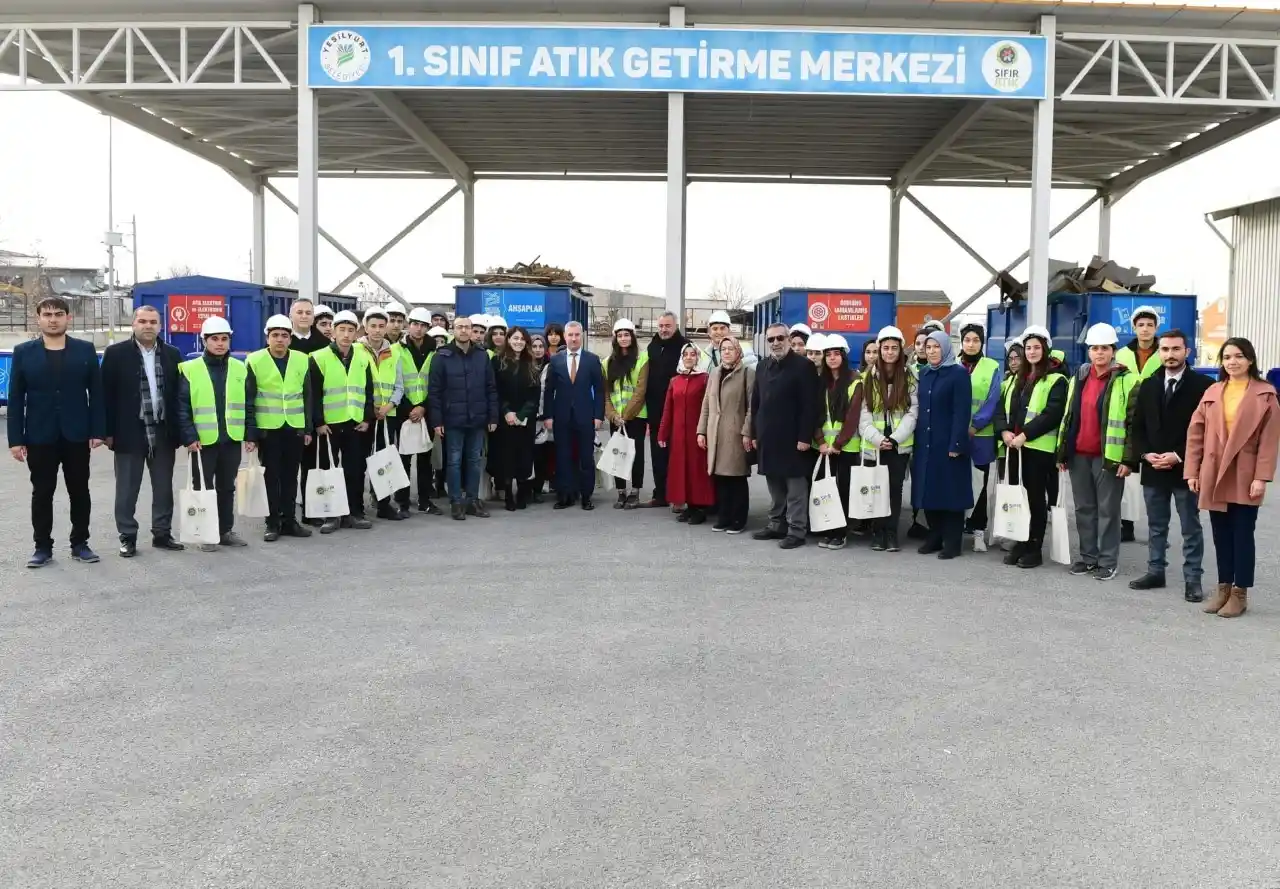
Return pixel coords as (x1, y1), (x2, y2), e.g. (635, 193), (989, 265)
(370, 92), (472, 189)
(331, 185), (460, 292)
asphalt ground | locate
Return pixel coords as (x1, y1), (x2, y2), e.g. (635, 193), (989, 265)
(3, 440), (1280, 889)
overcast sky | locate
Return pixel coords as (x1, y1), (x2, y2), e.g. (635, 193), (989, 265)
(2, 84), (1276, 312)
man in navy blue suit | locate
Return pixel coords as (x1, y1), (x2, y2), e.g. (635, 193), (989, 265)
(543, 321), (605, 510)
(7, 296), (105, 568)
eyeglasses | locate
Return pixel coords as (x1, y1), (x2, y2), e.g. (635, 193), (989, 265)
(766, 335), (787, 343)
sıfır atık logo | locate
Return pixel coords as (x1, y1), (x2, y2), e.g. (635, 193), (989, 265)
(981, 40), (1033, 94)
(320, 29), (371, 84)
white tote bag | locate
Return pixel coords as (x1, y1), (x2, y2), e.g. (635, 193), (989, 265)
(808, 455), (847, 533)
(596, 425), (636, 481)
(305, 435), (350, 519)
(1049, 469), (1072, 565)
(236, 450), (271, 518)
(848, 450), (891, 520)
(398, 418), (433, 455)
(1121, 471), (1143, 523)
(179, 451), (221, 546)
(366, 419), (410, 500)
(993, 449), (1031, 542)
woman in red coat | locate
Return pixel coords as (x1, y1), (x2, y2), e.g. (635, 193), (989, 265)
(658, 343), (716, 524)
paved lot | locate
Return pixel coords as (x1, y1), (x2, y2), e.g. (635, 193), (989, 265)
(3, 443), (1280, 889)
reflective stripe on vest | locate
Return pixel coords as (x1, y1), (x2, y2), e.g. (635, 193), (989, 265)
(823, 378), (863, 453)
(399, 342), (428, 405)
(311, 347), (370, 425)
(968, 356), (999, 437)
(863, 374), (914, 456)
(179, 357), (246, 445)
(365, 344), (398, 417)
(603, 352), (650, 420)
(1000, 372), (1063, 455)
(246, 349), (308, 430)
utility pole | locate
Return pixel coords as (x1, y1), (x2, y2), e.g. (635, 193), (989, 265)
(130, 215), (138, 285)
(104, 115), (119, 343)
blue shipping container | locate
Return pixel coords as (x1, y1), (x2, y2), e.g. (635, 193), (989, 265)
(132, 275), (356, 356)
(454, 284), (587, 334)
(0, 349), (103, 407)
(752, 287), (896, 357)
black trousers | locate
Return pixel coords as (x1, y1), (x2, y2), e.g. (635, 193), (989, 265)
(192, 442), (240, 535)
(877, 448), (910, 534)
(258, 427), (305, 529)
(713, 474), (750, 529)
(28, 437), (92, 550)
(554, 419), (597, 501)
(612, 417), (648, 490)
(1003, 447), (1056, 546)
(649, 409), (670, 501)
(398, 447), (435, 507)
(318, 424), (369, 518)
(924, 509), (966, 555)
(968, 464), (990, 533)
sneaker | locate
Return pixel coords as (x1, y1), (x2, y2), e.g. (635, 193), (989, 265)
(870, 531), (887, 552)
(624, 492), (641, 510)
(71, 543), (100, 563)
(972, 531), (987, 554)
(320, 518), (341, 534)
(711, 521), (730, 532)
(451, 503), (466, 521)
(614, 492), (628, 510)
(1069, 561), (1096, 576)
(885, 533), (901, 553)
(725, 525), (746, 535)
(1091, 565), (1118, 582)
(343, 516), (373, 530)
(827, 537), (847, 551)
(27, 549), (53, 569)
(218, 532), (248, 547)
(419, 501), (444, 516)
(817, 537), (831, 549)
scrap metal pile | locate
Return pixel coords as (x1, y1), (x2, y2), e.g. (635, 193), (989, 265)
(999, 254), (1159, 307)
(477, 256), (587, 291)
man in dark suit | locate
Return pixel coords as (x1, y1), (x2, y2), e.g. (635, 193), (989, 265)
(7, 296), (105, 567)
(543, 320), (605, 510)
(101, 305), (185, 557)
(1124, 329), (1214, 601)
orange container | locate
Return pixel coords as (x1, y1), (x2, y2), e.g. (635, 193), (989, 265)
(897, 302), (953, 338)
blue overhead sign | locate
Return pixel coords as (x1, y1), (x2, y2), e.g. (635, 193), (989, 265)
(308, 25), (1047, 99)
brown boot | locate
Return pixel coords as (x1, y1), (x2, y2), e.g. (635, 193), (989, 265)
(1203, 583), (1233, 614)
(1218, 587), (1248, 619)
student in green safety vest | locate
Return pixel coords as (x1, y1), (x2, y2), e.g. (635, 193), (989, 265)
(992, 325), (1068, 569)
(397, 308), (443, 515)
(358, 307), (408, 521)
(247, 314), (314, 542)
(958, 323), (1003, 553)
(176, 315), (255, 550)
(310, 310), (376, 533)
(1114, 304), (1163, 543)
(602, 317), (651, 509)
(814, 334), (860, 551)
(858, 325), (919, 553)
(1056, 322), (1140, 581)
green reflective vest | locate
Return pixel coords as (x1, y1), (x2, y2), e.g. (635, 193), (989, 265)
(246, 349), (308, 430)
(602, 352), (649, 420)
(822, 377), (863, 453)
(1000, 372), (1065, 455)
(1060, 367), (1136, 464)
(1116, 344), (1161, 380)
(398, 342), (428, 406)
(364, 344), (398, 417)
(967, 356), (1000, 437)
(179, 357), (246, 445)
(311, 346), (370, 425)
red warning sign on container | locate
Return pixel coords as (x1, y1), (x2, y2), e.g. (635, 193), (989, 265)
(807, 292), (871, 333)
(168, 295), (227, 333)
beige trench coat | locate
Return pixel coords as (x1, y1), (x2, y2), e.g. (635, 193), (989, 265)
(697, 363), (755, 477)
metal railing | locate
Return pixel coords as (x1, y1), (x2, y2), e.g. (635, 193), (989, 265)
(0, 296), (131, 331)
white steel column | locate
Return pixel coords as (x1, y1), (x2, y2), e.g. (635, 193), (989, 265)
(463, 184), (476, 278)
(664, 5), (688, 319)
(1097, 192), (1112, 260)
(297, 3), (319, 299)
(888, 190), (901, 291)
(1027, 14), (1057, 328)
(251, 177), (267, 284)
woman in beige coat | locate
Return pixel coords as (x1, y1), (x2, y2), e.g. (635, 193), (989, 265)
(697, 337), (755, 534)
(1185, 337), (1280, 618)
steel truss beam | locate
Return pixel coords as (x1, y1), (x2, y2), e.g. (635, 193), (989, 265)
(901, 190), (999, 277)
(331, 186), (461, 292)
(1106, 108), (1280, 192)
(369, 92), (472, 189)
(891, 100), (988, 196)
(0, 22), (294, 90)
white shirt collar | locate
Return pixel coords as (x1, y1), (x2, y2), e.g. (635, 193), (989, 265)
(292, 329), (310, 339)
(1165, 365), (1186, 383)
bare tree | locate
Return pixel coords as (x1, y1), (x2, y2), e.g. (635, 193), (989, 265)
(707, 273), (750, 311)
(166, 263), (198, 278)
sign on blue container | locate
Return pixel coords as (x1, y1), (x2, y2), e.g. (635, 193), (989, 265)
(482, 289), (547, 331)
(1107, 296), (1173, 338)
(309, 25), (1047, 99)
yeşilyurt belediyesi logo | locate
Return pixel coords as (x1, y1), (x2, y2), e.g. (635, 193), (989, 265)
(321, 30), (372, 84)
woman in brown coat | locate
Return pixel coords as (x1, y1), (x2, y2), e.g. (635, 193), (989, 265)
(1185, 337), (1280, 618)
(697, 337), (755, 533)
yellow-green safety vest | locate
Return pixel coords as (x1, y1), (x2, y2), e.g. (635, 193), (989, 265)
(1060, 368), (1137, 464)
(999, 372), (1065, 455)
(822, 377), (863, 453)
(179, 357), (247, 445)
(602, 352), (649, 420)
(1115, 344), (1161, 380)
(967, 356), (1000, 437)
(864, 375), (914, 454)
(397, 342), (427, 406)
(246, 349), (308, 430)
(311, 346), (370, 425)
(364, 344), (398, 417)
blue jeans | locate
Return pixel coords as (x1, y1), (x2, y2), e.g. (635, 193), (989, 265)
(1209, 504), (1259, 589)
(1142, 484), (1204, 583)
(445, 426), (486, 505)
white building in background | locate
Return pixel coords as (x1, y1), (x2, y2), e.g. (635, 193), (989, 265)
(1209, 191), (1280, 368)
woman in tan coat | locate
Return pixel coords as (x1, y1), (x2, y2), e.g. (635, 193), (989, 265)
(1185, 337), (1280, 618)
(697, 337), (755, 534)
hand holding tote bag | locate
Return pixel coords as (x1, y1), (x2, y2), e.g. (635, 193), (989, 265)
(305, 434), (349, 519)
(366, 418), (410, 499)
(236, 449), (271, 518)
(398, 417), (433, 455)
(596, 424), (636, 481)
(993, 449), (1031, 542)
(1049, 469), (1072, 565)
(848, 449), (891, 520)
(808, 455), (846, 533)
(179, 451), (221, 546)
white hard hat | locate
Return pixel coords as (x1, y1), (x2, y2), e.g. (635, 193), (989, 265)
(314, 304), (334, 319)
(1130, 305), (1161, 325)
(333, 310), (359, 328)
(200, 316), (232, 337)
(789, 323), (812, 338)
(363, 307), (389, 323)
(807, 333), (828, 352)
(1085, 322), (1119, 347)
(469, 313), (487, 326)
(264, 313), (291, 334)
(920, 319), (946, 333)
(877, 325), (905, 342)
(384, 302), (407, 317)
(1020, 325), (1052, 345)
(708, 310), (732, 326)
(488, 316), (508, 330)
(612, 317), (636, 334)
(427, 326), (448, 338)
(1004, 339), (1022, 353)
(823, 334), (850, 352)
(407, 307), (432, 324)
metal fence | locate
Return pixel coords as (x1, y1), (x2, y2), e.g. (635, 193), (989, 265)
(0, 295), (131, 331)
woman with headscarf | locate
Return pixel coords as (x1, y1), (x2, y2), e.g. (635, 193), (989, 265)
(603, 318), (650, 508)
(697, 336), (755, 533)
(658, 343), (715, 524)
(910, 330), (974, 559)
(859, 326), (918, 552)
(959, 322), (1002, 553)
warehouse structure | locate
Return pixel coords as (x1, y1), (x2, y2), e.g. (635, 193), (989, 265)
(1209, 189), (1280, 368)
(3, 1), (1280, 330)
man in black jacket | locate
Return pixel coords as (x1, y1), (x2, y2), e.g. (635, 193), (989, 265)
(101, 305), (185, 557)
(1123, 329), (1213, 601)
(428, 315), (498, 520)
(641, 311), (690, 508)
(288, 297), (330, 354)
